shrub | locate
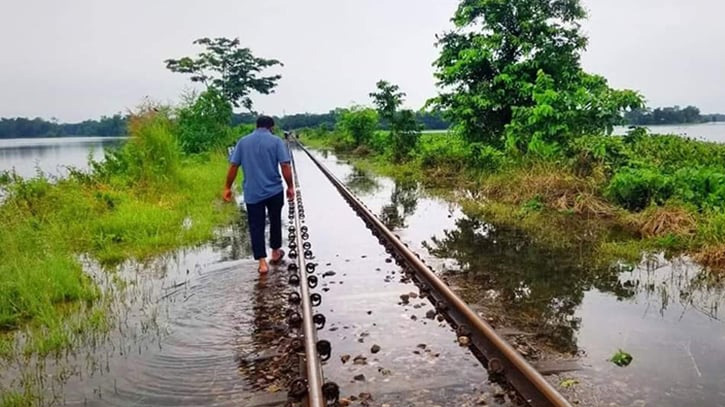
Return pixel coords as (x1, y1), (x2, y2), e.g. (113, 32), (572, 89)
(606, 167), (674, 211)
(177, 88), (234, 154)
(671, 167), (725, 211)
(369, 130), (391, 155)
(417, 132), (468, 169)
(468, 143), (507, 172)
(93, 107), (181, 185)
(336, 107), (379, 147)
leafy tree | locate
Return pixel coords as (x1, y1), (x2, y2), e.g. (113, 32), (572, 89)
(370, 80), (405, 124)
(176, 88), (233, 154)
(165, 37), (282, 110)
(430, 0), (640, 150)
(370, 80), (422, 161)
(337, 107), (379, 147)
(505, 71), (642, 153)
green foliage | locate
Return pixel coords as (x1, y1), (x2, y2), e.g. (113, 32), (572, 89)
(505, 71), (642, 153)
(431, 0), (641, 152)
(671, 167), (725, 211)
(336, 107), (379, 147)
(94, 107), (182, 185)
(369, 80), (422, 161)
(389, 109), (422, 161)
(521, 195), (545, 214)
(607, 167), (674, 211)
(0, 103), (238, 358)
(610, 349), (633, 367)
(177, 89), (234, 153)
(417, 132), (469, 169)
(467, 142), (507, 171)
(370, 80), (405, 123)
(165, 37), (282, 110)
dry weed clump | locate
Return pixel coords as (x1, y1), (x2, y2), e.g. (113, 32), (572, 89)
(553, 192), (615, 217)
(638, 206), (696, 238)
(694, 245), (725, 272)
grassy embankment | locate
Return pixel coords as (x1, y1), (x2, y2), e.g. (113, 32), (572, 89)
(302, 129), (725, 270)
(0, 110), (242, 364)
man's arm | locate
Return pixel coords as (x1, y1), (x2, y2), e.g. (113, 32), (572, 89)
(223, 164), (239, 202)
(281, 162), (294, 201)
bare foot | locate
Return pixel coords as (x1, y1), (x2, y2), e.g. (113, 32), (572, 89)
(258, 259), (269, 274)
(270, 249), (285, 265)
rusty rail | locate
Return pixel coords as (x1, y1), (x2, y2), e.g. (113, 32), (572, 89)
(297, 143), (573, 407)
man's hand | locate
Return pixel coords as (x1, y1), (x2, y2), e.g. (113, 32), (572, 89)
(286, 187), (295, 201)
(223, 187), (233, 202)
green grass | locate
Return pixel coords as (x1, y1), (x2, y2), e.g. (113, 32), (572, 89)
(300, 129), (725, 270)
(0, 111), (238, 358)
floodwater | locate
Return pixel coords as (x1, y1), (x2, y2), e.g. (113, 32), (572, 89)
(0, 137), (124, 178)
(308, 149), (725, 407)
(613, 121), (725, 143)
(4, 143), (725, 406)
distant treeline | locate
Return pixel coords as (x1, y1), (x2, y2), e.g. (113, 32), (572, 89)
(625, 106), (725, 126)
(1, 110), (450, 139)
(231, 110), (450, 131)
(0, 115), (127, 139)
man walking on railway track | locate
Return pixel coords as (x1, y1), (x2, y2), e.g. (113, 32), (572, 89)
(223, 116), (295, 274)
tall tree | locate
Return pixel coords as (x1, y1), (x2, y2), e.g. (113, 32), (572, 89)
(165, 38), (282, 111)
(430, 0), (640, 150)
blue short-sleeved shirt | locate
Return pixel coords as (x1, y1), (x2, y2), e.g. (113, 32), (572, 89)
(229, 128), (291, 204)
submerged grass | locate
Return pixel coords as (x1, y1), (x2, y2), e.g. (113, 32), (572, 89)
(0, 110), (238, 358)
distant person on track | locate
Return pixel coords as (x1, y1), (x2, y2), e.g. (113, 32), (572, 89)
(223, 116), (295, 274)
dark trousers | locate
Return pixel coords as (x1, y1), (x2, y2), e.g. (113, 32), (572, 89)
(246, 192), (284, 260)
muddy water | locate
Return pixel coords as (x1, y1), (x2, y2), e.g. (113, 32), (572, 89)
(308, 148), (725, 407)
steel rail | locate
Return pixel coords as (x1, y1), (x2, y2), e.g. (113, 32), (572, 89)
(288, 147), (326, 407)
(297, 143), (573, 407)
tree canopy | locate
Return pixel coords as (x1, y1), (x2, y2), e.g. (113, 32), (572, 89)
(165, 37), (282, 111)
(430, 0), (642, 151)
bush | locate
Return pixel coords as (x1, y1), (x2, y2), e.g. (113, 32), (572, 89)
(467, 143), (507, 172)
(389, 110), (421, 162)
(606, 167), (674, 211)
(417, 132), (468, 169)
(369, 131), (391, 155)
(337, 107), (379, 147)
(177, 88), (234, 154)
(672, 167), (725, 210)
(93, 107), (182, 185)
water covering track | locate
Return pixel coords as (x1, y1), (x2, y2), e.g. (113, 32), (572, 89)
(286, 145), (338, 407)
(296, 142), (573, 407)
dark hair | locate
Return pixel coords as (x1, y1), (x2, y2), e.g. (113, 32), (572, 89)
(256, 116), (275, 129)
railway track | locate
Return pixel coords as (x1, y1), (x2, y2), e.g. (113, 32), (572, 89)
(284, 142), (573, 407)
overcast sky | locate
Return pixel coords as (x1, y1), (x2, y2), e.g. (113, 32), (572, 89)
(1, 0), (723, 122)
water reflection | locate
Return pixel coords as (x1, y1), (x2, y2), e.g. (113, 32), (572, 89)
(424, 216), (637, 353)
(211, 215), (250, 262)
(379, 179), (419, 230)
(425, 215), (725, 359)
(344, 167), (379, 195)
